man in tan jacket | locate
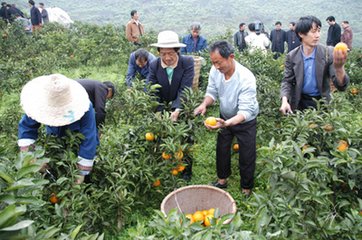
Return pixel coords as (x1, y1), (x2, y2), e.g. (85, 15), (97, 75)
(126, 10), (144, 45)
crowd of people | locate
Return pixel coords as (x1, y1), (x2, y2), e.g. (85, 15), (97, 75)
(15, 9), (351, 194)
(0, 1), (49, 33)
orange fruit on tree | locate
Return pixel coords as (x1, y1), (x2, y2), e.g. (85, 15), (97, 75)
(204, 117), (217, 126)
(322, 124), (334, 132)
(337, 140), (349, 152)
(145, 132), (155, 141)
(49, 193), (59, 204)
(232, 143), (239, 152)
(176, 164), (185, 172)
(334, 42), (348, 53)
(152, 179), (161, 187)
(174, 149), (184, 161)
(192, 211), (204, 223)
(171, 169), (179, 176)
(351, 87), (359, 95)
(162, 151), (172, 160)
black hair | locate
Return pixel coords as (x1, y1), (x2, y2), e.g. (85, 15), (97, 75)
(342, 20), (349, 24)
(157, 47), (180, 53)
(103, 81), (115, 98)
(130, 10), (137, 17)
(295, 16), (322, 42)
(209, 41), (234, 59)
(248, 23), (255, 31)
(239, 22), (246, 28)
(28, 0), (35, 6)
(39, 2), (44, 6)
(326, 16), (335, 22)
(275, 21), (282, 26)
(289, 21), (296, 26)
(134, 48), (149, 61)
(1, 2), (6, 7)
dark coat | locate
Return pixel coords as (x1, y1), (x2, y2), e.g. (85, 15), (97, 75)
(280, 44), (349, 111)
(77, 79), (109, 127)
(147, 55), (194, 111)
(326, 23), (342, 46)
(286, 30), (301, 53)
(30, 6), (42, 25)
(270, 29), (287, 53)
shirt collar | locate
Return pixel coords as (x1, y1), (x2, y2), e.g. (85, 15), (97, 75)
(301, 45), (316, 60)
(160, 55), (179, 69)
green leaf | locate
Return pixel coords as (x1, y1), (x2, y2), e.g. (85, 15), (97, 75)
(0, 205), (16, 228)
(0, 220), (33, 231)
(17, 165), (42, 179)
(70, 224), (83, 239)
(0, 170), (14, 184)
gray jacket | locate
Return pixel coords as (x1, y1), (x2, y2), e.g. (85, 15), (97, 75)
(280, 44), (349, 110)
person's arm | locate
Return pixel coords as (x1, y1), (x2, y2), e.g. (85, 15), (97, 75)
(93, 84), (108, 127)
(171, 57), (194, 110)
(125, 22), (132, 42)
(234, 32), (239, 48)
(201, 37), (208, 51)
(279, 54), (295, 114)
(18, 114), (41, 150)
(125, 54), (137, 87)
(180, 36), (187, 54)
(77, 105), (98, 176)
(194, 68), (218, 116)
(330, 46), (349, 90)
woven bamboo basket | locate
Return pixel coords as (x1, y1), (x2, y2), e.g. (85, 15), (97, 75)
(160, 185), (237, 224)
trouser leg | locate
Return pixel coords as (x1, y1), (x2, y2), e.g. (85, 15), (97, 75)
(233, 119), (257, 189)
(216, 126), (234, 179)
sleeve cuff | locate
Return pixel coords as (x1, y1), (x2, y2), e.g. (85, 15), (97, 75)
(77, 156), (95, 175)
(18, 139), (36, 147)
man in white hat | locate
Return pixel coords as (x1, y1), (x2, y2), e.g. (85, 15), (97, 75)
(148, 30), (194, 122)
(148, 30), (195, 180)
(18, 74), (98, 184)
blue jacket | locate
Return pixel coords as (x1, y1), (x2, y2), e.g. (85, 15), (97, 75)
(18, 104), (98, 160)
(125, 51), (156, 87)
(181, 34), (207, 54)
(30, 6), (41, 26)
(147, 56), (194, 111)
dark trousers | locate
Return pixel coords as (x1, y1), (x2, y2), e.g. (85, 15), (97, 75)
(216, 118), (257, 189)
(298, 94), (322, 111)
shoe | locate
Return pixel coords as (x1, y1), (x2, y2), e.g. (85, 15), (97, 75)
(211, 181), (228, 189)
(242, 188), (252, 197)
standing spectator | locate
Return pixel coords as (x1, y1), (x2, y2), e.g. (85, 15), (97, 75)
(39, 3), (49, 24)
(286, 21), (301, 52)
(244, 22), (270, 53)
(181, 22), (208, 54)
(341, 21), (353, 50)
(279, 16), (349, 114)
(125, 10), (144, 45)
(194, 41), (259, 196)
(125, 48), (156, 87)
(326, 16), (341, 46)
(76, 79), (115, 129)
(18, 74), (98, 184)
(233, 22), (248, 52)
(28, 0), (42, 31)
(270, 21), (287, 59)
(0, 2), (9, 23)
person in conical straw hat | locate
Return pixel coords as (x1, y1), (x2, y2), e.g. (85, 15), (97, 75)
(18, 74), (98, 184)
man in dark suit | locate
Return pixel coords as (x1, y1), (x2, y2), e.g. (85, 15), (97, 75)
(28, 0), (42, 31)
(77, 79), (115, 128)
(148, 30), (194, 122)
(270, 21), (287, 59)
(326, 16), (341, 46)
(279, 16), (349, 115)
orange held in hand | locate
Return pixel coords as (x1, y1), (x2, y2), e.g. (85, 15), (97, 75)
(205, 117), (217, 126)
(334, 42), (348, 53)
